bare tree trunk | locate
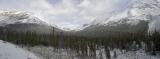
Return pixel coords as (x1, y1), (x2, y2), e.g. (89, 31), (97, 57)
(105, 47), (111, 59)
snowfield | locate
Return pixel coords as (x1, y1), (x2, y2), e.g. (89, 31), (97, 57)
(114, 50), (160, 59)
(0, 40), (41, 59)
(0, 40), (159, 59)
(26, 46), (160, 59)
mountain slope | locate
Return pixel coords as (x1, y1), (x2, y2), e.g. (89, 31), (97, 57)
(0, 11), (47, 26)
(77, 0), (160, 37)
(93, 0), (160, 26)
(0, 11), (63, 34)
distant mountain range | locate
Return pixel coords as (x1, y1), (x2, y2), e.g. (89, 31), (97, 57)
(72, 0), (160, 37)
(0, 11), (63, 34)
(0, 0), (160, 36)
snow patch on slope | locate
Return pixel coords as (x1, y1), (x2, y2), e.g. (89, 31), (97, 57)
(0, 40), (41, 59)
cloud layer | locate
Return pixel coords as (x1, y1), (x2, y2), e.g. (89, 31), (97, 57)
(0, 0), (131, 30)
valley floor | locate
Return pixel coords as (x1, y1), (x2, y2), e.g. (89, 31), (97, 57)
(26, 46), (160, 59)
(114, 50), (160, 59)
(0, 40), (160, 59)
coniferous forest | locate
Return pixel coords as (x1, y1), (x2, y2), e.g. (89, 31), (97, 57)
(2, 0), (160, 59)
(0, 27), (160, 59)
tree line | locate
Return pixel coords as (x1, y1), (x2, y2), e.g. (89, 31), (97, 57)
(0, 29), (160, 58)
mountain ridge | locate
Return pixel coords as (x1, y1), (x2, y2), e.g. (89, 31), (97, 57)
(0, 11), (64, 34)
(87, 0), (160, 32)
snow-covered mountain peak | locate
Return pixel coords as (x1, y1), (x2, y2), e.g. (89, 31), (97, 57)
(0, 11), (49, 26)
(130, 0), (160, 16)
(91, 0), (160, 29)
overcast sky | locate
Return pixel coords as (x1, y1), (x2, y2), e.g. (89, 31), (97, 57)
(0, 0), (131, 30)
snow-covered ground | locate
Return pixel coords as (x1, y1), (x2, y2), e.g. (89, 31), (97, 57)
(26, 46), (160, 59)
(26, 46), (82, 59)
(112, 49), (160, 59)
(0, 40), (159, 59)
(0, 40), (41, 59)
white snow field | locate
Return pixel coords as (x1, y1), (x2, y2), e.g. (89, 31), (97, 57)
(113, 50), (160, 59)
(0, 40), (159, 59)
(0, 40), (41, 59)
(26, 46), (160, 59)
